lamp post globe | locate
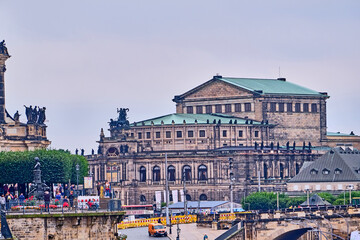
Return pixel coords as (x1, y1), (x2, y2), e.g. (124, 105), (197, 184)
(76, 163), (80, 196)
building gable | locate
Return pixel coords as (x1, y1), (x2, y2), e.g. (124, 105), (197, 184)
(180, 79), (253, 101)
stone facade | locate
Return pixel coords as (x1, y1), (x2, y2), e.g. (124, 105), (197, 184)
(87, 75), (358, 205)
(173, 76), (330, 146)
(89, 140), (321, 205)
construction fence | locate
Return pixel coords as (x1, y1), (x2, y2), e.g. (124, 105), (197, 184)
(117, 215), (197, 229)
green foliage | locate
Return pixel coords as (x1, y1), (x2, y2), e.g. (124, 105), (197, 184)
(333, 198), (348, 205)
(332, 191), (360, 205)
(242, 192), (277, 210)
(316, 192), (336, 204)
(0, 149), (88, 184)
(242, 192), (309, 210)
(286, 196), (306, 207)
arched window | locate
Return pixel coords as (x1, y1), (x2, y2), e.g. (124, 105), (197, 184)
(199, 194), (207, 201)
(334, 168), (342, 174)
(280, 163), (284, 179)
(140, 166), (146, 182)
(153, 166), (161, 182)
(168, 165), (176, 181)
(140, 195), (146, 202)
(183, 165), (192, 181)
(264, 164), (268, 179)
(198, 165), (208, 181)
(107, 147), (119, 157)
(186, 194), (191, 201)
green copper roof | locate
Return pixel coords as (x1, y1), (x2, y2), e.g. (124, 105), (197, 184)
(327, 131), (357, 137)
(219, 77), (324, 96)
(131, 113), (264, 126)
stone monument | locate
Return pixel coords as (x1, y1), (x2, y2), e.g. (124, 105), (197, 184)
(30, 157), (49, 200)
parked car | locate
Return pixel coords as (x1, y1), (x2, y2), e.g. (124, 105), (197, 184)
(148, 223), (167, 237)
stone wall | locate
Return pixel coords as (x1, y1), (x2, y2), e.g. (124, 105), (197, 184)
(7, 212), (124, 240)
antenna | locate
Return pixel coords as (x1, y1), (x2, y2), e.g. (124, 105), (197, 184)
(278, 66), (281, 78)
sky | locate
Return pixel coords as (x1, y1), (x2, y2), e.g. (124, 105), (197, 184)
(0, 1), (359, 154)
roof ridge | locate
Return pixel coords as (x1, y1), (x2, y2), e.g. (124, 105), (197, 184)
(221, 77), (277, 80)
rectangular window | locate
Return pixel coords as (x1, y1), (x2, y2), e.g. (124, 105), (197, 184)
(176, 131), (182, 138)
(238, 130), (243, 137)
(196, 106), (203, 114)
(303, 103), (309, 112)
(215, 105), (222, 113)
(186, 106), (193, 114)
(311, 103), (317, 113)
(235, 103), (241, 112)
(254, 131), (259, 138)
(138, 132), (142, 139)
(270, 102), (276, 112)
(146, 132), (151, 139)
(287, 103), (293, 112)
(278, 103), (284, 112)
(199, 130), (205, 137)
(205, 105), (212, 114)
(188, 130), (194, 138)
(244, 103), (251, 112)
(155, 132), (161, 138)
(295, 103), (301, 112)
(166, 131), (171, 138)
(225, 104), (232, 113)
(222, 130), (227, 137)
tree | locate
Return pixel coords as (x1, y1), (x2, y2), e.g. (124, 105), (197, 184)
(316, 192), (336, 204)
(333, 191), (360, 205)
(242, 192), (308, 210)
(242, 192), (277, 210)
(0, 149), (88, 185)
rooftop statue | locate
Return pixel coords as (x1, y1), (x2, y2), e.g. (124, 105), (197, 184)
(109, 108), (130, 130)
(13, 111), (20, 122)
(24, 105), (46, 124)
(0, 40), (9, 56)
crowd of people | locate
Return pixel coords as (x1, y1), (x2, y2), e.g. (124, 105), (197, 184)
(51, 184), (77, 210)
(0, 182), (103, 212)
(0, 184), (26, 210)
(0, 183), (79, 211)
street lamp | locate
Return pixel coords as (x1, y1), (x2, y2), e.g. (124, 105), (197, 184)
(183, 170), (187, 216)
(176, 219), (181, 240)
(304, 188), (312, 207)
(229, 158), (234, 213)
(76, 163), (79, 196)
(347, 184), (354, 205)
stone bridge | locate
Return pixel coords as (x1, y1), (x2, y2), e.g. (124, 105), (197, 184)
(213, 207), (360, 240)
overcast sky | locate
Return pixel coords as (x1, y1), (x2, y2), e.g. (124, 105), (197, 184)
(1, 1), (359, 154)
